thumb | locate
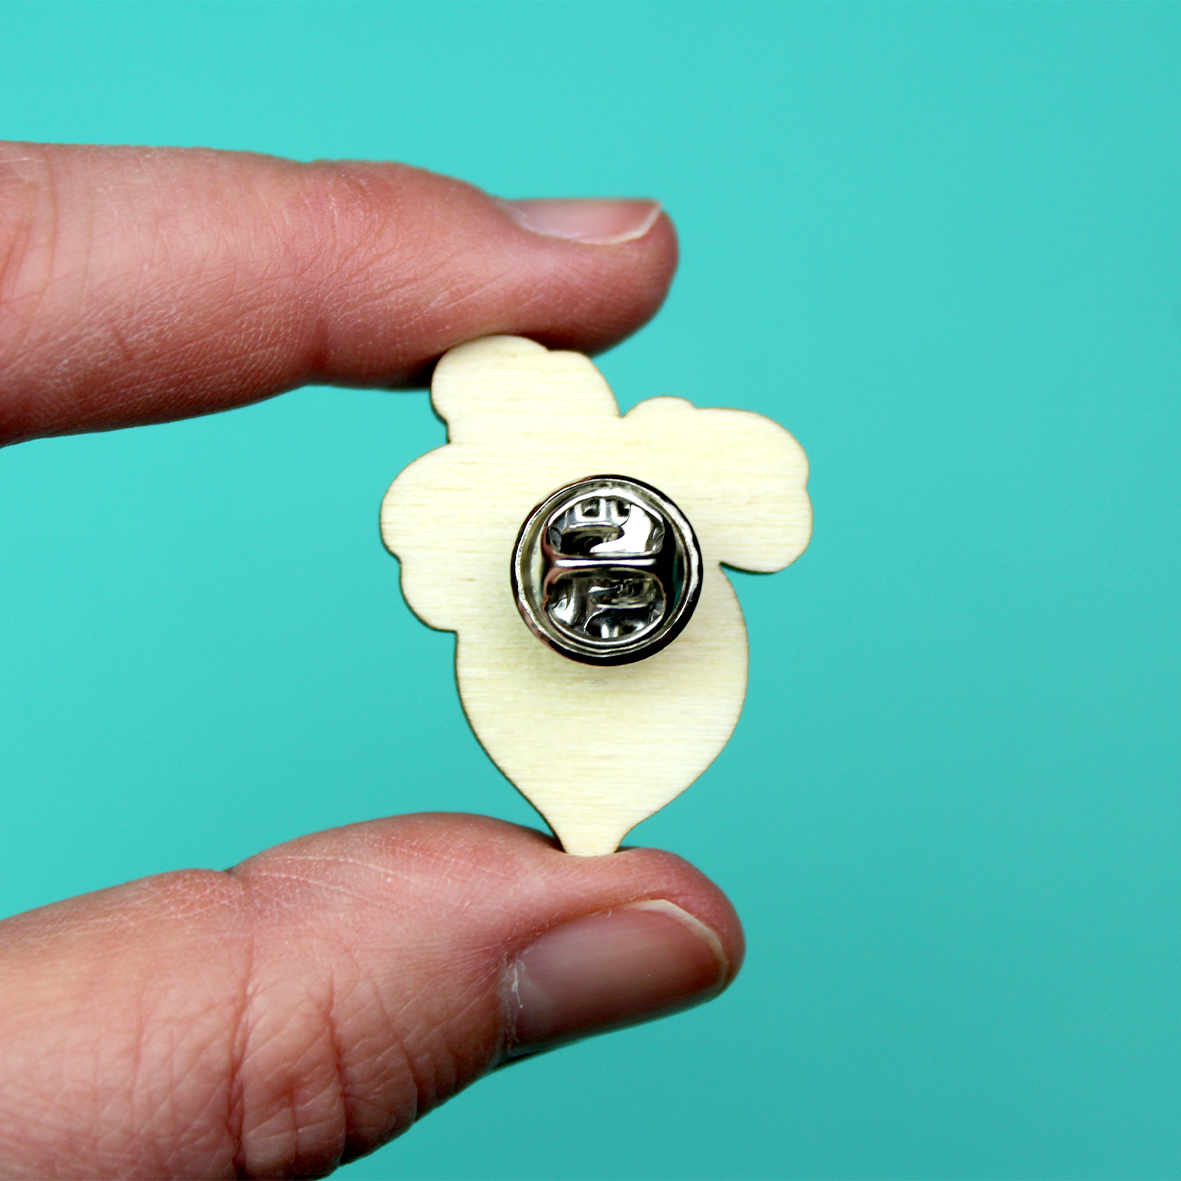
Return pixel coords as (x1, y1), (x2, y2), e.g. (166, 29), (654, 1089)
(0, 813), (742, 1179)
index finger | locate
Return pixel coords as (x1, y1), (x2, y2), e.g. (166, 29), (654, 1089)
(0, 144), (677, 446)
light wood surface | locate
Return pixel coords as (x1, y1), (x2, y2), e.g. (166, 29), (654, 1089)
(382, 336), (811, 856)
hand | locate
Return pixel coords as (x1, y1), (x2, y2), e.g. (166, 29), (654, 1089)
(0, 144), (744, 1179)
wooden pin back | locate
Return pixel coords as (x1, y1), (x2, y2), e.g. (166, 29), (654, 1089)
(381, 335), (811, 856)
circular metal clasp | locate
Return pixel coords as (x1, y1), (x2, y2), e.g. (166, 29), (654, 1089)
(511, 475), (702, 666)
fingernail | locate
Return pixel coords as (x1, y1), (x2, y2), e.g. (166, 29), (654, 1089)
(506, 900), (729, 1057)
(499, 198), (662, 245)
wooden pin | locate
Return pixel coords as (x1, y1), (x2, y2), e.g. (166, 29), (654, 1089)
(381, 335), (811, 856)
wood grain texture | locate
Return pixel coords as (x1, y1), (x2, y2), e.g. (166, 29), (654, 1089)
(382, 336), (811, 856)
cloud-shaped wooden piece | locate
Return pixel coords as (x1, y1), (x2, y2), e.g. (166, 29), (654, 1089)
(381, 336), (811, 856)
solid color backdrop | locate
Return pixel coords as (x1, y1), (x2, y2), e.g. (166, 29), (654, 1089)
(1, 3), (1179, 1178)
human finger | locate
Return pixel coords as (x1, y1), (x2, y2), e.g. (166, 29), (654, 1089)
(0, 812), (740, 1179)
(0, 144), (677, 445)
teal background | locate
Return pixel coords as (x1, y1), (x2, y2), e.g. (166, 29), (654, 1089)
(2, 3), (1180, 1177)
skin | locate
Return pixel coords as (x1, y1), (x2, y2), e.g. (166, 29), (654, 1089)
(0, 144), (744, 1179)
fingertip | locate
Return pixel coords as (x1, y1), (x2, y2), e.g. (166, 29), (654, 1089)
(604, 840), (746, 983)
(506, 898), (731, 1056)
(526, 204), (680, 355)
